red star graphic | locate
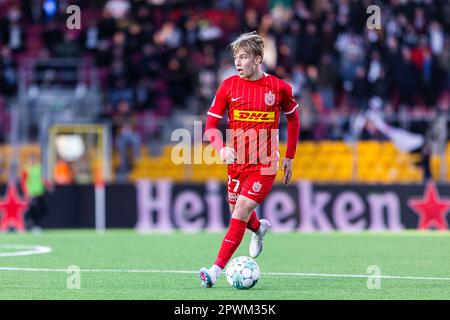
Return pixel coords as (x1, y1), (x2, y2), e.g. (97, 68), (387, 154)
(0, 184), (29, 232)
(408, 181), (450, 230)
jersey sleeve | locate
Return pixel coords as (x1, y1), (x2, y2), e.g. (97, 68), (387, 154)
(207, 81), (228, 119)
(281, 82), (299, 115)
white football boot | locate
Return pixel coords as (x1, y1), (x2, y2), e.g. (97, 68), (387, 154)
(199, 265), (221, 288)
(249, 219), (271, 258)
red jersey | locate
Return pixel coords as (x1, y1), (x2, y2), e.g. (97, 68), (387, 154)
(207, 73), (299, 173)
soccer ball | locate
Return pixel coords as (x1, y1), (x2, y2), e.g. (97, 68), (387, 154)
(225, 256), (260, 289)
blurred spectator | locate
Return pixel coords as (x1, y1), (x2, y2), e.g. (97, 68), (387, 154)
(71, 153), (92, 184)
(126, 22), (145, 55)
(108, 77), (134, 108)
(135, 77), (153, 111)
(198, 20), (223, 43)
(358, 118), (385, 141)
(0, 47), (18, 96)
(218, 57), (236, 83)
(53, 158), (75, 185)
(197, 52), (217, 113)
(98, 8), (118, 40)
(291, 64), (307, 97)
(297, 22), (321, 66)
(20, 155), (52, 233)
(183, 17), (199, 48)
(429, 21), (444, 56)
(139, 43), (160, 79)
(25, 0), (43, 24)
(113, 100), (141, 176)
(278, 20), (300, 69)
(367, 51), (382, 85)
(259, 14), (277, 72)
(2, 6), (26, 52)
(80, 21), (100, 52)
(42, 21), (63, 55)
(419, 135), (432, 181)
(243, 8), (259, 31)
(392, 46), (418, 107)
(420, 47), (440, 107)
(0, 98), (10, 142)
(317, 54), (338, 110)
(439, 39), (450, 90)
(335, 28), (364, 84)
(0, 0), (449, 147)
(297, 89), (316, 140)
(55, 32), (81, 58)
(167, 56), (194, 109)
(413, 7), (426, 34)
(320, 21), (337, 55)
(370, 69), (389, 103)
(154, 21), (182, 49)
(105, 0), (130, 19)
(351, 66), (369, 110)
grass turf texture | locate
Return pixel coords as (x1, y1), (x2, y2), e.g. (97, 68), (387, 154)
(0, 230), (449, 299)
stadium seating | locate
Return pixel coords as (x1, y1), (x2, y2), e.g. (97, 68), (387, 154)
(0, 141), (443, 184)
(126, 141), (429, 184)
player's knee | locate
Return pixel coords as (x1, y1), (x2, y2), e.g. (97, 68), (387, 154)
(233, 198), (257, 221)
(232, 209), (251, 221)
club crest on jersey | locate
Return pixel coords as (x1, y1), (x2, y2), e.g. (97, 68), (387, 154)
(265, 91), (275, 106)
(252, 181), (262, 192)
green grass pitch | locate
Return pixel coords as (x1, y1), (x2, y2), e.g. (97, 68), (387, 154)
(0, 230), (449, 299)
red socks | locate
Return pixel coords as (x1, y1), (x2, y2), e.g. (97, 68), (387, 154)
(214, 218), (247, 269)
(246, 211), (261, 232)
(213, 212), (262, 269)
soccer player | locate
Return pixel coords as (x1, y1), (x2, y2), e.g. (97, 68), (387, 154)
(199, 32), (300, 288)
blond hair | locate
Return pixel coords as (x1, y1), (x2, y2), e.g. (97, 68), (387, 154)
(228, 31), (264, 59)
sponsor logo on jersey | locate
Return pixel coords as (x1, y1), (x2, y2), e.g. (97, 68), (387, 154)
(233, 110), (275, 122)
(228, 192), (238, 202)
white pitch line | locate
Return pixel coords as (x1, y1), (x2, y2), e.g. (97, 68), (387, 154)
(264, 272), (450, 281)
(0, 267), (449, 281)
(0, 245), (52, 257)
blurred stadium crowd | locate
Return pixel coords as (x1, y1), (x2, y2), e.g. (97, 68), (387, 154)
(0, 0), (450, 180)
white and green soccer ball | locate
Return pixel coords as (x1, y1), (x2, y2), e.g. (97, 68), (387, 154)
(225, 256), (260, 289)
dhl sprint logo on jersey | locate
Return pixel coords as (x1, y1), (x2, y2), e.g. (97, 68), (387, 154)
(233, 110), (275, 122)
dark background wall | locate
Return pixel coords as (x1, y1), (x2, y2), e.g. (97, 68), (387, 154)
(1, 181), (449, 230)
